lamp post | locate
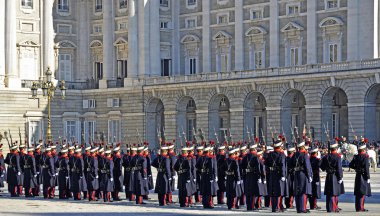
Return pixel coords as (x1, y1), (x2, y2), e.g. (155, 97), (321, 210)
(31, 67), (66, 142)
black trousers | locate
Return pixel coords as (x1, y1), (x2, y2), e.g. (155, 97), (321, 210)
(355, 195), (365, 211)
(246, 195), (257, 210)
(295, 194), (307, 213)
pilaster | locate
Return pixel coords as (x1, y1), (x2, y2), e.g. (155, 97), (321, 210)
(269, 0), (279, 67)
(202, 0), (211, 73)
(5, 0), (19, 88)
(234, 0), (244, 71)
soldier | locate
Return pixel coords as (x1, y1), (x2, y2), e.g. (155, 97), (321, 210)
(143, 145), (154, 200)
(241, 141), (264, 211)
(285, 146), (296, 209)
(41, 147), (55, 199)
(309, 147), (322, 210)
(221, 148), (242, 210)
(264, 140), (286, 213)
(289, 142), (312, 213)
(196, 146), (218, 209)
(23, 148), (37, 197)
(174, 147), (193, 207)
(194, 145), (204, 203)
(18, 144), (26, 196)
(152, 146), (172, 206)
(33, 143), (42, 196)
(167, 143), (177, 204)
(82, 146), (92, 199)
(69, 148), (87, 200)
(216, 145), (226, 204)
(255, 148), (267, 210)
(238, 145), (248, 207)
(51, 145), (59, 198)
(349, 143), (371, 212)
(122, 146), (135, 201)
(112, 146), (123, 201)
(131, 146), (149, 204)
(320, 141), (345, 213)
(99, 150), (114, 202)
(187, 145), (197, 205)
(5, 145), (21, 197)
(56, 148), (70, 199)
(0, 146), (6, 195)
(86, 147), (99, 201)
(95, 147), (105, 200)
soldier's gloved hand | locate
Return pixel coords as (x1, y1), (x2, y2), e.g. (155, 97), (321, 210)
(237, 181), (241, 185)
(96, 176), (99, 179)
(80, 176), (83, 179)
(210, 180), (214, 183)
(193, 179), (196, 182)
(37, 172), (40, 175)
(258, 179), (262, 184)
(281, 177), (285, 182)
(144, 178), (147, 180)
(34, 175), (37, 178)
(148, 175), (152, 177)
(169, 178), (172, 181)
(173, 176), (176, 179)
(17, 172), (21, 176)
(55, 173), (58, 176)
(338, 179), (343, 184)
(367, 179), (371, 184)
(263, 180), (267, 184)
(110, 178), (114, 182)
(316, 181), (320, 185)
(215, 177), (218, 182)
(187, 180), (190, 183)
(309, 177), (313, 183)
(66, 176), (69, 179)
(0, 175), (4, 178)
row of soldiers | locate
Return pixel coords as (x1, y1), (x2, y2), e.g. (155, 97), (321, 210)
(0, 136), (372, 213)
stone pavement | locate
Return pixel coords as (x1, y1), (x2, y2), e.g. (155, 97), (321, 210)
(0, 170), (379, 216)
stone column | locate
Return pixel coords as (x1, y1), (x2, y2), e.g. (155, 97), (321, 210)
(347, 0), (359, 61)
(0, 0), (5, 88)
(202, 0), (211, 73)
(230, 108), (244, 141)
(171, 0), (180, 75)
(126, 0), (139, 85)
(150, 0), (161, 76)
(269, 0), (279, 67)
(100, 0), (115, 89)
(305, 105), (322, 141)
(137, 0), (150, 78)
(307, 0), (317, 64)
(5, 0), (19, 88)
(234, 0), (244, 71)
(43, 0), (56, 80)
(77, 0), (90, 82)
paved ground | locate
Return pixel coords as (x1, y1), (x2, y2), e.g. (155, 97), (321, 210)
(0, 170), (379, 216)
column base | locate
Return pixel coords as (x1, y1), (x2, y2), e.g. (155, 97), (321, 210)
(6, 77), (21, 89)
(99, 79), (108, 89)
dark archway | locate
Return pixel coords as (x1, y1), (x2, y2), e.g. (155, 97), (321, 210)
(209, 94), (230, 143)
(365, 84), (380, 141)
(281, 89), (306, 142)
(177, 96), (197, 144)
(243, 92), (267, 142)
(146, 98), (165, 148)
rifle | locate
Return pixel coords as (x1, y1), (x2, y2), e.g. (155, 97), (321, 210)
(136, 129), (143, 146)
(4, 131), (10, 150)
(178, 130), (183, 148)
(291, 126), (296, 145)
(260, 128), (266, 146)
(213, 128), (220, 146)
(246, 126), (251, 143)
(192, 127), (197, 144)
(18, 127), (23, 148)
(181, 127), (188, 143)
(8, 129), (13, 146)
(157, 127), (162, 147)
(323, 123), (331, 154)
(349, 121), (357, 142)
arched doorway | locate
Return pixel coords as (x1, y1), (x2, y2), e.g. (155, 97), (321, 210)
(365, 84), (380, 141)
(322, 87), (348, 140)
(209, 94), (230, 143)
(177, 96), (197, 144)
(281, 89), (306, 142)
(146, 98), (165, 148)
(244, 92), (267, 142)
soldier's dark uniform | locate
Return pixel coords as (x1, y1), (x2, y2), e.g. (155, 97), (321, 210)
(122, 149), (134, 201)
(69, 151), (87, 200)
(112, 149), (123, 201)
(256, 150), (267, 210)
(216, 148), (226, 204)
(33, 146), (42, 196)
(82, 149), (91, 199)
(5, 148), (21, 197)
(194, 147), (204, 203)
(238, 148), (247, 206)
(188, 147), (198, 205)
(55, 151), (70, 199)
(196, 148), (218, 209)
(41, 149), (55, 199)
(349, 145), (372, 212)
(167, 147), (177, 204)
(309, 149), (322, 210)
(285, 149), (295, 209)
(130, 148), (149, 204)
(152, 150), (172, 206)
(0, 148), (6, 193)
(221, 151), (242, 210)
(289, 145), (312, 213)
(99, 151), (114, 202)
(145, 150), (154, 192)
(85, 150), (99, 201)
(264, 143), (286, 212)
(51, 147), (59, 198)
(320, 145), (345, 213)
(174, 149), (193, 207)
(23, 149), (37, 197)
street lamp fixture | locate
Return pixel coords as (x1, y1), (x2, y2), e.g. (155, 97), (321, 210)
(30, 67), (66, 142)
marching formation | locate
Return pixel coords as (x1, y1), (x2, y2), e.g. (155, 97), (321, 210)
(0, 129), (374, 213)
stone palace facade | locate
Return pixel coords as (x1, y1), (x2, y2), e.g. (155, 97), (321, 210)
(0, 0), (380, 149)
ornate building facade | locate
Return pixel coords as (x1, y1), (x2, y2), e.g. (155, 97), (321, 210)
(0, 0), (380, 148)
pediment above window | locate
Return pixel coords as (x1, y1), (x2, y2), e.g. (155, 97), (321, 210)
(17, 40), (39, 47)
(180, 34), (200, 43)
(90, 40), (103, 48)
(245, 26), (267, 36)
(56, 40), (77, 49)
(212, 31), (232, 40)
(281, 22), (304, 32)
(319, 17), (343, 28)
(114, 37), (128, 46)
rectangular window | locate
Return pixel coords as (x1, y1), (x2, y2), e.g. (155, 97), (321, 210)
(329, 44), (338, 63)
(21, 23), (34, 32)
(58, 54), (72, 81)
(253, 116), (263, 138)
(186, 19), (196, 28)
(94, 25), (102, 33)
(58, 24), (71, 34)
(218, 15), (228, 24)
(58, 0), (69, 12)
(117, 60), (127, 78)
(160, 21), (169, 29)
(95, 0), (102, 12)
(187, 118), (196, 141)
(119, 22), (127, 30)
(332, 113), (338, 138)
(108, 119), (120, 144)
(290, 47), (299, 66)
(188, 0), (196, 6)
(287, 5), (299, 16)
(254, 51), (263, 69)
(189, 58), (196, 75)
(94, 62), (103, 80)
(21, 0), (33, 8)
(28, 121), (41, 145)
(251, 10), (262, 20)
(119, 0), (128, 9)
(107, 98), (120, 108)
(291, 114), (299, 130)
(220, 54), (228, 72)
(160, 0), (169, 7)
(85, 121), (96, 144)
(65, 120), (78, 142)
(326, 0), (338, 9)
(161, 59), (171, 76)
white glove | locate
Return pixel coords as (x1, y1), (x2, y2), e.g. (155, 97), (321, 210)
(110, 178), (114, 182)
(237, 181), (241, 185)
(55, 173), (58, 176)
(263, 180), (267, 184)
(258, 179), (262, 184)
(0, 175), (4, 178)
(215, 177), (218, 182)
(309, 177), (313, 183)
(80, 176), (83, 179)
(316, 182), (320, 186)
(148, 175), (152, 177)
(367, 179), (370, 184)
(338, 179), (343, 184)
(281, 177), (285, 182)
(34, 175), (37, 178)
(210, 180), (214, 183)
(37, 172), (40, 175)
(96, 176), (99, 179)
(144, 178), (147, 180)
(169, 178), (172, 181)
(193, 179), (196, 182)
(173, 176), (176, 179)
(17, 172), (21, 176)
(66, 176), (69, 179)
(187, 180), (190, 183)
